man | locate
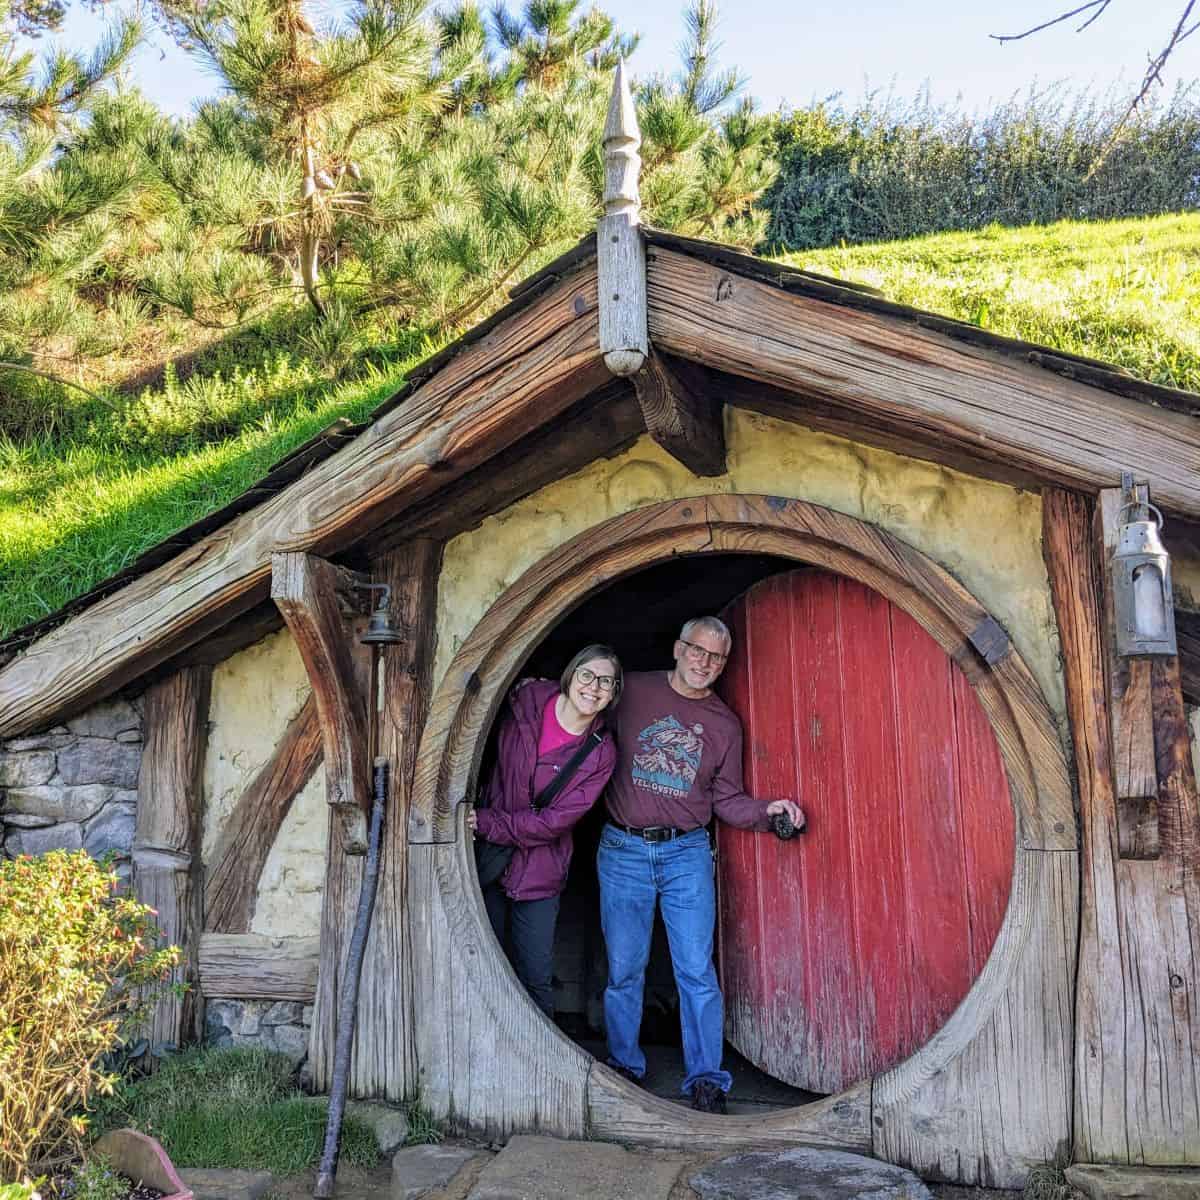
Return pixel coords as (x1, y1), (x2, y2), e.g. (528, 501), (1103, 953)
(598, 616), (804, 1114)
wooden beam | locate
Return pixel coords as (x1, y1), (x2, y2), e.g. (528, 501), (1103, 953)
(134, 667), (211, 1051)
(337, 539), (441, 1100)
(1097, 486), (1160, 858)
(647, 247), (1200, 519)
(1178, 609), (1200, 707)
(198, 933), (319, 1001)
(204, 695), (324, 934)
(1043, 487), (1200, 1164)
(0, 266), (606, 740)
(632, 350), (725, 476)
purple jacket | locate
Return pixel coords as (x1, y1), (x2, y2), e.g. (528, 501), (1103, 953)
(474, 680), (617, 901)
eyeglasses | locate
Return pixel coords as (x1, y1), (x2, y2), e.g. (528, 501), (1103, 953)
(679, 638), (728, 667)
(576, 666), (617, 692)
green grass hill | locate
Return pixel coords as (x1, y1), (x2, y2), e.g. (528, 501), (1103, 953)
(2, 211), (1198, 641)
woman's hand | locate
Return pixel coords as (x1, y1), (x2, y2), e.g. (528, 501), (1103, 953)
(466, 808), (478, 837)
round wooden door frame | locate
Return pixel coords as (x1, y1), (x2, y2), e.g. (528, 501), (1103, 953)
(410, 492), (1073, 1122)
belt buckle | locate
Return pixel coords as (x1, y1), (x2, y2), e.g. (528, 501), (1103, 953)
(644, 825), (672, 842)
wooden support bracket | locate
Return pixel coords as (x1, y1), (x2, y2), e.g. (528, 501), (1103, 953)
(270, 552), (371, 854)
(632, 351), (726, 477)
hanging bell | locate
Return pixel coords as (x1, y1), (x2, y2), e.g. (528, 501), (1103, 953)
(1111, 500), (1177, 659)
(361, 602), (403, 645)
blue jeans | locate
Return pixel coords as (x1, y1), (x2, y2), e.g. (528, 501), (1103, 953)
(597, 822), (733, 1094)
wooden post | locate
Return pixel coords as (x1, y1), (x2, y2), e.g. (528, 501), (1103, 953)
(1043, 487), (1200, 1164)
(271, 552), (372, 1091)
(134, 666), (211, 1051)
(349, 539), (442, 1099)
(598, 59), (647, 377)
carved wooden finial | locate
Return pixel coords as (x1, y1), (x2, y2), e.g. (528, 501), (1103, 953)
(603, 58), (641, 223)
(598, 59), (647, 376)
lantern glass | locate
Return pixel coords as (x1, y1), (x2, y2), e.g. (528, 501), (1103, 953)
(1131, 563), (1167, 639)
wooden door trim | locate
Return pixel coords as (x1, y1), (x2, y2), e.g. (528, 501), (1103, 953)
(409, 493), (1074, 1147)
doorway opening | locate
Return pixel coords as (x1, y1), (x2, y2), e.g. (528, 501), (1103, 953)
(485, 551), (819, 1112)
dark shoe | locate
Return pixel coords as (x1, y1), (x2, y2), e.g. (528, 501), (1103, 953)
(690, 1080), (727, 1114)
(609, 1063), (643, 1087)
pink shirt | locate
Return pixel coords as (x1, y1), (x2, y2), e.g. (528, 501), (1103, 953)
(539, 695), (584, 755)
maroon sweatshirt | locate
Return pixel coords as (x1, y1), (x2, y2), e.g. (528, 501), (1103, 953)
(474, 680), (617, 901)
(605, 671), (771, 833)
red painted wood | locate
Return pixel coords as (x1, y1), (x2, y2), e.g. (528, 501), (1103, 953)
(717, 568), (1014, 1093)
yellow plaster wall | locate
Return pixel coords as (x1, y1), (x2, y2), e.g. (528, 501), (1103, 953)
(435, 410), (1065, 721)
(202, 627), (325, 939)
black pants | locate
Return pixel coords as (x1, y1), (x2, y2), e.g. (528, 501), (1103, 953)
(482, 882), (561, 1018)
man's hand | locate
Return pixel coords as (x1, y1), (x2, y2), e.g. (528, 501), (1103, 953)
(766, 799), (805, 830)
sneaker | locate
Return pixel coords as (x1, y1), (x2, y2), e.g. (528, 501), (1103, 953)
(690, 1080), (727, 1114)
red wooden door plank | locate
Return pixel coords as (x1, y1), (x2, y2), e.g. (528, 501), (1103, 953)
(836, 577), (915, 1076)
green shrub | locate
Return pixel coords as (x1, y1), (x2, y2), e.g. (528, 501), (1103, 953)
(91, 1047), (379, 1174)
(764, 84), (1200, 251)
(0, 851), (179, 1179)
(0, 1182), (44, 1200)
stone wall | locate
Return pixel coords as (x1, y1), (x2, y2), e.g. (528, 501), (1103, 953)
(204, 998), (313, 1071)
(0, 696), (143, 878)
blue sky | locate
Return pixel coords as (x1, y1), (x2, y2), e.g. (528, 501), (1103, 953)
(24, 0), (1196, 118)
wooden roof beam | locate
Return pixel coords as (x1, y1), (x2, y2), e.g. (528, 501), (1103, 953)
(0, 267), (607, 739)
(632, 350), (725, 477)
(646, 247), (1200, 520)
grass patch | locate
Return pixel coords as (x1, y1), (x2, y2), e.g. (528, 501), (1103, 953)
(88, 1047), (380, 1175)
(1, 211), (1198, 639)
(781, 212), (1200, 395)
(1023, 1163), (1081, 1199)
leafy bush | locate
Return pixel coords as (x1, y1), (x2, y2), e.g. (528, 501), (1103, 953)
(0, 852), (179, 1180)
(765, 83), (1200, 251)
(0, 1182), (43, 1200)
(91, 1047), (379, 1174)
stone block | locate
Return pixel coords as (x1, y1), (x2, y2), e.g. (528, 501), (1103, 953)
(266, 1023), (308, 1067)
(3, 812), (56, 828)
(58, 739), (141, 789)
(116, 730), (143, 743)
(84, 802), (137, 857)
(6, 822), (84, 856)
(470, 1136), (684, 1200)
(262, 1001), (302, 1025)
(204, 1000), (239, 1042)
(688, 1148), (932, 1200)
(1066, 1163), (1200, 1198)
(348, 1101), (410, 1156)
(0, 750), (56, 788)
(4, 730), (72, 753)
(177, 1168), (273, 1200)
(67, 699), (140, 740)
(392, 1145), (480, 1200)
(7, 784), (113, 823)
(237, 1005), (263, 1038)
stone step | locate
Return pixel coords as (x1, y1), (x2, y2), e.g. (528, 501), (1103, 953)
(392, 1144), (485, 1200)
(1066, 1163), (1200, 1198)
(176, 1168), (274, 1200)
(688, 1147), (932, 1199)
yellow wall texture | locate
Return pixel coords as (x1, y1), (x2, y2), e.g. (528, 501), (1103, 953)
(435, 409), (1065, 721)
(202, 626), (326, 938)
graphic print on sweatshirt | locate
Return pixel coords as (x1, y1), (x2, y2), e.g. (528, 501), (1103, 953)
(632, 715), (705, 798)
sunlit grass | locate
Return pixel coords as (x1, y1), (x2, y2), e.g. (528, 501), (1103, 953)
(778, 213), (1200, 393)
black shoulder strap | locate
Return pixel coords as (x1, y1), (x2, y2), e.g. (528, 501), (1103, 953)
(531, 730), (604, 812)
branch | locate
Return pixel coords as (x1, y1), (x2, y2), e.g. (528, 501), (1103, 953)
(991, 1), (1113, 43)
(0, 362), (117, 409)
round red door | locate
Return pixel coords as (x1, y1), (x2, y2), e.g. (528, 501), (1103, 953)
(717, 568), (1014, 1094)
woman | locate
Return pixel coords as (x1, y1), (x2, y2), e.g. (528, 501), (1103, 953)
(467, 644), (621, 1017)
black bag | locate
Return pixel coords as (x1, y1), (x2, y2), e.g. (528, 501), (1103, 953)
(474, 728), (603, 889)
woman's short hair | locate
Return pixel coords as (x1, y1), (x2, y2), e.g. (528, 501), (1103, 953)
(560, 643), (623, 704)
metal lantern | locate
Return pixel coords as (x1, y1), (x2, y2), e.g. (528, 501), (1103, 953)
(1111, 500), (1177, 659)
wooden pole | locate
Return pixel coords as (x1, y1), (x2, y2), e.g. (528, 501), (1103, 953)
(134, 666), (211, 1051)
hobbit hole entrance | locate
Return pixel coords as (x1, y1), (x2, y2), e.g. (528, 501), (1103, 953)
(472, 547), (1017, 1104)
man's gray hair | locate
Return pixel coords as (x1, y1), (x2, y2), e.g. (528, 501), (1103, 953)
(679, 615), (732, 651)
